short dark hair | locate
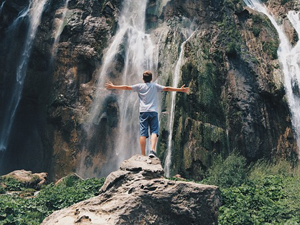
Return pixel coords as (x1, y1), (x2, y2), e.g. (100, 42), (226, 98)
(143, 71), (152, 83)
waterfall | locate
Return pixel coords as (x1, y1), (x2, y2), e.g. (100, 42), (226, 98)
(0, 1), (5, 15)
(51, 0), (70, 57)
(79, 0), (157, 176)
(0, 0), (47, 151)
(164, 31), (196, 177)
(243, 0), (300, 154)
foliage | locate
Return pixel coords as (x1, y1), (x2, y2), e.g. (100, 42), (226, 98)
(217, 10), (242, 58)
(226, 42), (241, 57)
(203, 152), (248, 188)
(0, 175), (105, 225)
(0, 177), (25, 191)
(36, 176), (105, 212)
(217, 160), (300, 224)
(0, 186), (5, 194)
(200, 155), (300, 224)
(263, 40), (278, 59)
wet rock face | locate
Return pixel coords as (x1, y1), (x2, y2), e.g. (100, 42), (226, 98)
(0, 0), (123, 179)
(44, 0), (123, 180)
(156, 0), (298, 179)
(41, 155), (221, 225)
(0, 0), (298, 181)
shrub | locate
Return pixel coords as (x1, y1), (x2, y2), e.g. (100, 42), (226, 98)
(203, 152), (247, 188)
(219, 175), (300, 224)
(219, 160), (300, 224)
(0, 186), (5, 194)
(248, 159), (295, 180)
(0, 177), (24, 191)
(0, 176), (105, 225)
(226, 42), (241, 57)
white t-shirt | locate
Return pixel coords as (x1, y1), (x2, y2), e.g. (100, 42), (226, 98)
(132, 82), (165, 112)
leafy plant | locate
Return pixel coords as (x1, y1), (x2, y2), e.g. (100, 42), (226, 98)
(203, 152), (248, 188)
(218, 160), (300, 224)
(0, 176), (105, 225)
(0, 177), (24, 191)
(219, 175), (300, 224)
(0, 186), (5, 194)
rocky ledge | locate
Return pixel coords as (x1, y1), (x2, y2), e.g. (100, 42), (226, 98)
(41, 155), (221, 225)
(2, 170), (47, 189)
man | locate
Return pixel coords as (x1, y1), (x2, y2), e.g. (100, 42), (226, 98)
(105, 71), (189, 158)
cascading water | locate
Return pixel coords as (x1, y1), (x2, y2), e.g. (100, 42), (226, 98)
(164, 30), (196, 177)
(243, 0), (300, 155)
(0, 0), (47, 151)
(78, 0), (158, 176)
(0, 1), (5, 15)
(51, 0), (70, 57)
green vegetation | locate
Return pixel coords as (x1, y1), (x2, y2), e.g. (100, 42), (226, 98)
(201, 153), (300, 224)
(203, 153), (247, 188)
(217, 11), (242, 58)
(2, 154), (300, 225)
(0, 186), (5, 194)
(263, 40), (279, 59)
(0, 175), (105, 225)
(0, 177), (29, 191)
(250, 13), (279, 59)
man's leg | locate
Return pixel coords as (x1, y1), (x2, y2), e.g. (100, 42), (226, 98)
(150, 133), (158, 152)
(149, 112), (159, 158)
(140, 136), (146, 156)
(139, 112), (149, 156)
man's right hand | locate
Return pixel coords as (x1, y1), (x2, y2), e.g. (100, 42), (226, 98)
(180, 85), (190, 94)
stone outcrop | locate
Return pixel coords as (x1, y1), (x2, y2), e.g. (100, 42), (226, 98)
(2, 170), (48, 189)
(41, 155), (221, 225)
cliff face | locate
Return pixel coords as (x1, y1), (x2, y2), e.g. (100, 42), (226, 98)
(156, 0), (299, 179)
(0, 0), (123, 180)
(0, 0), (298, 180)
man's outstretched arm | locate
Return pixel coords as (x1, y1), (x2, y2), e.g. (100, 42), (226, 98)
(163, 84), (190, 93)
(105, 81), (133, 90)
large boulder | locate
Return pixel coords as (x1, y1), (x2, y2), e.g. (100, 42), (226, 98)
(2, 170), (48, 189)
(41, 155), (221, 225)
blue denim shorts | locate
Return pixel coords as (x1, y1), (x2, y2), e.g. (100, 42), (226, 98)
(139, 112), (159, 138)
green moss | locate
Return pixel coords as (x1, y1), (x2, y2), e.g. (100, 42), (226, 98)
(224, 0), (242, 10)
(262, 40), (279, 59)
(252, 26), (261, 37)
(226, 41), (241, 57)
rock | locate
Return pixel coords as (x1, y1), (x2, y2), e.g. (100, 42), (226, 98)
(2, 170), (48, 189)
(41, 155), (221, 225)
(55, 173), (83, 185)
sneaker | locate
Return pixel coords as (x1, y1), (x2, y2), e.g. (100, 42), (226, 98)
(149, 150), (157, 158)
